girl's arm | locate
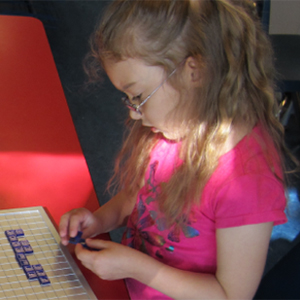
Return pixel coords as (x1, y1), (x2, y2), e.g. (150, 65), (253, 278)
(93, 190), (136, 233)
(77, 221), (273, 299)
(142, 222), (273, 299)
(59, 190), (136, 244)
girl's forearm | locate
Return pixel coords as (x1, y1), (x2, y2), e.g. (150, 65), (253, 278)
(93, 190), (135, 233)
(128, 250), (227, 300)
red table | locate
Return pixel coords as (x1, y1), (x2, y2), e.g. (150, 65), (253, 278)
(0, 15), (129, 299)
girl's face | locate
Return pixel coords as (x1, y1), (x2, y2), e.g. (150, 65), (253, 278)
(104, 58), (182, 140)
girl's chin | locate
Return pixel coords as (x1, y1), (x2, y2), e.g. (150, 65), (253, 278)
(150, 126), (181, 140)
(151, 127), (168, 136)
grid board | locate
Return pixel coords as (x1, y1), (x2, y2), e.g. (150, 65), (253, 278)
(0, 207), (97, 300)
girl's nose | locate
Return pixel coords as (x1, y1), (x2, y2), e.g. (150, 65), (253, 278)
(129, 110), (142, 120)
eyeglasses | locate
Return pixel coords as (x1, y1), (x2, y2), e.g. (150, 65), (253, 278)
(121, 68), (177, 115)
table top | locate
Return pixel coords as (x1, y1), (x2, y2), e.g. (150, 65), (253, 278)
(0, 15), (80, 153)
(0, 15), (129, 299)
(0, 13), (96, 225)
(0, 207), (98, 300)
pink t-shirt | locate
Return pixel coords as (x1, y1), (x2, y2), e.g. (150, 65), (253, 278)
(122, 126), (287, 299)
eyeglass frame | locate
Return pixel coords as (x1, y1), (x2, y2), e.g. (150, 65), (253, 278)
(121, 68), (177, 115)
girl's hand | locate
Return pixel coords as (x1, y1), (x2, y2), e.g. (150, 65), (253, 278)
(59, 208), (101, 246)
(75, 239), (137, 281)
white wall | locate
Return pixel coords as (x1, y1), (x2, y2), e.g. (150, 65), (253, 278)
(269, 0), (300, 35)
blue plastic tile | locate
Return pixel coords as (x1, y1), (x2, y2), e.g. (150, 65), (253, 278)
(19, 259), (30, 267)
(11, 241), (22, 248)
(5, 230), (16, 237)
(69, 231), (83, 244)
(68, 231), (99, 251)
(14, 246), (24, 254)
(8, 235), (18, 242)
(23, 245), (33, 254)
(20, 240), (30, 247)
(38, 276), (51, 285)
(32, 264), (43, 271)
(23, 265), (34, 272)
(15, 253), (26, 261)
(26, 270), (38, 281)
(15, 229), (24, 236)
(36, 270), (47, 277)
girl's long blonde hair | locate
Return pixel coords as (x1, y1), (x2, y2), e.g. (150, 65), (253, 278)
(86, 0), (288, 225)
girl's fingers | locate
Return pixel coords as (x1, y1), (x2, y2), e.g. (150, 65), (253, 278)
(59, 212), (70, 236)
(85, 238), (108, 249)
(59, 212), (72, 245)
(59, 209), (90, 245)
(68, 213), (83, 238)
(75, 243), (94, 262)
(75, 239), (107, 260)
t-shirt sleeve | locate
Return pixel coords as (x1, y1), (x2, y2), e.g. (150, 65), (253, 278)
(214, 174), (287, 228)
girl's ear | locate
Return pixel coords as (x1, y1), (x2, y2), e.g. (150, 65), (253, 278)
(184, 56), (202, 87)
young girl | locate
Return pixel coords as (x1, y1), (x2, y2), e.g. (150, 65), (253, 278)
(59, 1), (288, 299)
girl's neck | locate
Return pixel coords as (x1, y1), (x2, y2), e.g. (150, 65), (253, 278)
(221, 123), (253, 155)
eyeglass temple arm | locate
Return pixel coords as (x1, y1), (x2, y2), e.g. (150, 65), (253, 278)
(139, 68), (177, 107)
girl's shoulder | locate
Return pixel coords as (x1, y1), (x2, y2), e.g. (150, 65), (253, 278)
(219, 124), (279, 173)
(204, 123), (283, 197)
(202, 125), (287, 228)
